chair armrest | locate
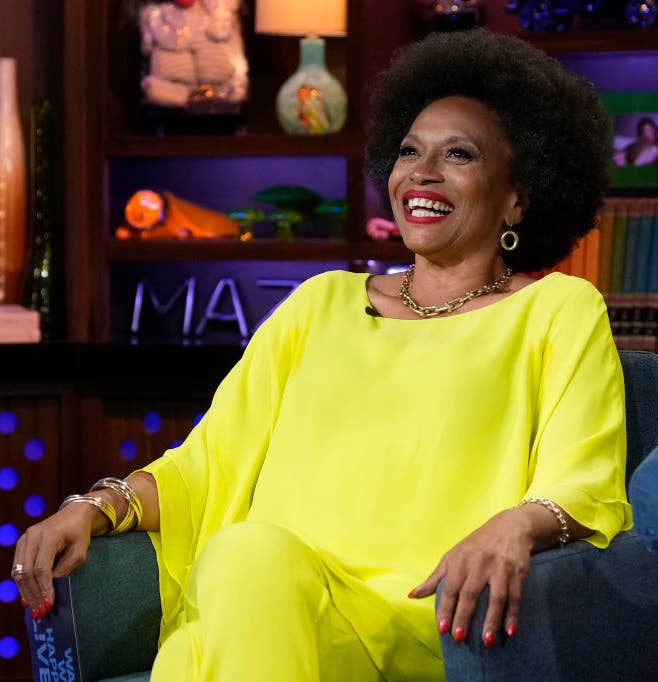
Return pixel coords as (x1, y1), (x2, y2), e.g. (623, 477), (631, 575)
(25, 532), (161, 682)
(630, 445), (658, 551)
(436, 530), (658, 682)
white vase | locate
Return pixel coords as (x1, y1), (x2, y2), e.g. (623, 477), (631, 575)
(0, 58), (26, 304)
(276, 38), (347, 135)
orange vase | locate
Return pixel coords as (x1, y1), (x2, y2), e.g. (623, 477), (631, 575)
(0, 58), (26, 304)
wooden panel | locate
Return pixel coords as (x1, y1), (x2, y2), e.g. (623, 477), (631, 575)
(0, 392), (64, 681)
(86, 399), (208, 485)
(106, 237), (412, 262)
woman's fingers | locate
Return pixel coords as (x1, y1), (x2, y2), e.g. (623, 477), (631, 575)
(481, 572), (509, 646)
(450, 574), (489, 643)
(434, 556), (528, 645)
(11, 506), (96, 621)
(409, 561), (446, 599)
(13, 530), (51, 617)
(503, 567), (526, 638)
(434, 560), (464, 639)
(31, 535), (61, 609)
(52, 538), (89, 578)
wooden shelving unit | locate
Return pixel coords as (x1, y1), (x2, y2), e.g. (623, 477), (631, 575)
(62, 0), (418, 341)
(63, 0), (658, 342)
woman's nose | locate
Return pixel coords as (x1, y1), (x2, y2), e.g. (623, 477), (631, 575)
(409, 158), (443, 184)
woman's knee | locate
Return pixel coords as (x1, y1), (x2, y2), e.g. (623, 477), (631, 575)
(190, 521), (325, 602)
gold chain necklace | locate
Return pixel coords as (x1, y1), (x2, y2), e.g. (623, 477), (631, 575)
(399, 265), (513, 318)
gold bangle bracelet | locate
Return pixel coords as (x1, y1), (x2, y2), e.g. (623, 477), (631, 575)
(90, 477), (143, 533)
(59, 494), (117, 533)
(517, 497), (571, 546)
(112, 506), (136, 535)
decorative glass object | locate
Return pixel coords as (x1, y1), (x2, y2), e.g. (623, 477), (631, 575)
(0, 58), (26, 304)
(255, 0), (347, 135)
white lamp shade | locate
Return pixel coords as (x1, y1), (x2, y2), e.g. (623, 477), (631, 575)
(255, 0), (347, 37)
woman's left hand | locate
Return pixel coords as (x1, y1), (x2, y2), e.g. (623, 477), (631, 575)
(409, 508), (539, 647)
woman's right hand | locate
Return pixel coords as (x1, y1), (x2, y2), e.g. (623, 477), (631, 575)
(11, 502), (108, 620)
(11, 472), (159, 619)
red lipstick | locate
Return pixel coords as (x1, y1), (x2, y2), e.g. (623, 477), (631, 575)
(401, 190), (454, 224)
(402, 190), (453, 204)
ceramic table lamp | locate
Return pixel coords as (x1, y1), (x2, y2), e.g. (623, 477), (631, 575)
(255, 0), (347, 135)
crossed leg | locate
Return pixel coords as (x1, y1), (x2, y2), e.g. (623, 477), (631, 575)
(151, 521), (384, 682)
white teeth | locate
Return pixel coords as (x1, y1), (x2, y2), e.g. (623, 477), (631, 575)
(411, 209), (442, 218)
(406, 196), (453, 213)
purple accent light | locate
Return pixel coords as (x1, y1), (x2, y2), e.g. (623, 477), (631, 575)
(0, 411), (18, 435)
(0, 580), (19, 603)
(119, 439), (138, 461)
(0, 467), (18, 491)
(24, 438), (46, 461)
(24, 494), (47, 518)
(0, 523), (19, 547)
(0, 636), (20, 659)
(169, 440), (183, 449)
(192, 412), (205, 427)
(144, 411), (162, 434)
(109, 156), (347, 234)
(556, 52), (658, 92)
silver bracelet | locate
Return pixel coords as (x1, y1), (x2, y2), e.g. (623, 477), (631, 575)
(59, 494), (117, 533)
(517, 497), (571, 546)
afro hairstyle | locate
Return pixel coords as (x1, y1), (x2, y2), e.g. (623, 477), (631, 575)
(364, 29), (611, 272)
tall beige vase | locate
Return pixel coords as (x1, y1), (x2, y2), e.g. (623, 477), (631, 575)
(0, 58), (26, 304)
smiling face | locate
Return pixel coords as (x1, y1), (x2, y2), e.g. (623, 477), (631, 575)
(388, 96), (524, 265)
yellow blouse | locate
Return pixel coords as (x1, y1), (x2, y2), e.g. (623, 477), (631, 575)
(142, 270), (632, 680)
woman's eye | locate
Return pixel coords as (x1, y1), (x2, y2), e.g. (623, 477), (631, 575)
(398, 145), (417, 157)
(446, 147), (473, 161)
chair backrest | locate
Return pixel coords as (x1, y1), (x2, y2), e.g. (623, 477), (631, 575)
(620, 350), (658, 483)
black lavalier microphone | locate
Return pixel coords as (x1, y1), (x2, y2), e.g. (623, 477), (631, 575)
(365, 306), (381, 317)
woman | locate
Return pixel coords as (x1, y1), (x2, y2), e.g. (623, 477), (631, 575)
(624, 118), (658, 167)
(12, 29), (631, 681)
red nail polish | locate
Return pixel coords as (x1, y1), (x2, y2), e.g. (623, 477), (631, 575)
(407, 590), (416, 599)
(44, 598), (52, 613)
(483, 631), (495, 647)
(438, 618), (450, 635)
(506, 623), (517, 637)
(21, 598), (27, 608)
(453, 627), (466, 643)
(31, 608), (39, 620)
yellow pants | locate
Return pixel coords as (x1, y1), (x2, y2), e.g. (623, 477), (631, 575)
(151, 521), (385, 681)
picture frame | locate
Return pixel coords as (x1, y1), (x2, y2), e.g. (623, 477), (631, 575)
(600, 92), (658, 188)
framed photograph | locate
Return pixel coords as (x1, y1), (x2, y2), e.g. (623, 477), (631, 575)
(601, 92), (658, 188)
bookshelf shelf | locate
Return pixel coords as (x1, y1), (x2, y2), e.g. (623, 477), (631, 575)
(107, 133), (364, 159)
(522, 28), (658, 53)
(106, 238), (412, 263)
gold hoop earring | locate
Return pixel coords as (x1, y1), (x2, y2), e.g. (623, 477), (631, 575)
(500, 229), (519, 251)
